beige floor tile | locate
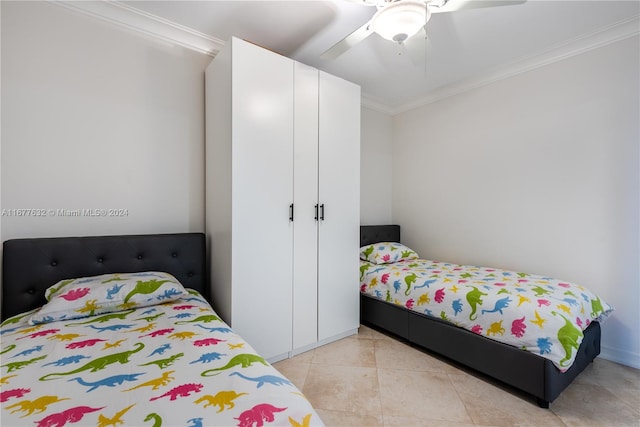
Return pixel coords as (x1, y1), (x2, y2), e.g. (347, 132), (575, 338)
(551, 382), (640, 427)
(374, 337), (442, 373)
(377, 368), (473, 424)
(311, 335), (376, 368)
(303, 364), (382, 416)
(272, 357), (310, 391)
(383, 417), (477, 427)
(574, 358), (640, 390)
(316, 409), (384, 427)
(448, 371), (566, 427)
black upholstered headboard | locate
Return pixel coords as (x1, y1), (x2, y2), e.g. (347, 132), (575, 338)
(360, 225), (401, 246)
(1, 233), (206, 321)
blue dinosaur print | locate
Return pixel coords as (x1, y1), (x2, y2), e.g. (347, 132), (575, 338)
(68, 373), (145, 392)
(414, 279), (437, 289)
(11, 345), (43, 358)
(181, 296), (207, 303)
(157, 288), (182, 301)
(43, 355), (91, 367)
(374, 290), (383, 299)
(88, 324), (134, 333)
(106, 284), (125, 300)
(393, 280), (401, 294)
(132, 272), (163, 277)
(481, 297), (512, 315)
(149, 344), (172, 357)
(190, 352), (226, 364)
(194, 325), (233, 333)
(76, 277), (97, 284)
(537, 337), (553, 355)
(1, 327), (21, 335)
(141, 308), (157, 315)
(371, 267), (386, 274)
(452, 299), (463, 316)
(170, 313), (193, 319)
(187, 418), (203, 427)
(229, 372), (292, 388)
(581, 293), (590, 303)
(562, 298), (578, 307)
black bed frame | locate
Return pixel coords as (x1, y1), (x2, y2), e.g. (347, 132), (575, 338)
(1, 233), (206, 321)
(360, 225), (601, 408)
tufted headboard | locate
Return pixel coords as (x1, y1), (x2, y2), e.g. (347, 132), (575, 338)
(1, 233), (206, 321)
(360, 225), (401, 247)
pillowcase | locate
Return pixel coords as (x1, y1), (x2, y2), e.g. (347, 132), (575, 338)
(29, 271), (187, 325)
(359, 242), (419, 265)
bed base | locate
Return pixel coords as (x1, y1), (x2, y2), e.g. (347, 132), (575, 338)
(359, 225), (601, 407)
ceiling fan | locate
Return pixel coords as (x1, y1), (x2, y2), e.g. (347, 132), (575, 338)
(321, 0), (527, 60)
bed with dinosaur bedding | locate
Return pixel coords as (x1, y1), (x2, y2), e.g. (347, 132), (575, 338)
(359, 225), (612, 408)
(1, 233), (323, 427)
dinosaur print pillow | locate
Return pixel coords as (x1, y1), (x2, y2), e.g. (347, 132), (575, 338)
(29, 271), (188, 325)
(360, 242), (420, 265)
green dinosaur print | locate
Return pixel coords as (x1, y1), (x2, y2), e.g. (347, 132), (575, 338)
(67, 309), (136, 326)
(40, 343), (144, 381)
(45, 279), (75, 299)
(175, 315), (221, 325)
(201, 354), (268, 377)
(359, 263), (371, 281)
(144, 413), (163, 427)
(361, 245), (374, 261)
(552, 311), (582, 368)
(124, 280), (172, 304)
(1, 344), (17, 355)
(590, 296), (605, 318)
(385, 290), (392, 302)
(1, 309), (37, 327)
(531, 285), (551, 297)
(401, 250), (413, 258)
(2, 355), (47, 373)
(466, 286), (488, 321)
(139, 353), (184, 369)
(404, 273), (418, 296)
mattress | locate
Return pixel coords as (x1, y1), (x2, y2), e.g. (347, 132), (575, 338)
(1, 289), (323, 427)
(360, 252), (613, 371)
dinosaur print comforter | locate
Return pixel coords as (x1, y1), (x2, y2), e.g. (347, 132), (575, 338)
(360, 259), (613, 371)
(0, 291), (323, 427)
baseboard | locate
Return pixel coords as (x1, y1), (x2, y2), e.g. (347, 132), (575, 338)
(599, 344), (640, 369)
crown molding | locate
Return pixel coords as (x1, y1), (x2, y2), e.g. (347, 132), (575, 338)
(391, 14), (640, 115)
(50, 0), (224, 56)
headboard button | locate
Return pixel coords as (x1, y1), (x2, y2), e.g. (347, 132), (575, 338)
(172, 253), (178, 258)
(51, 261), (57, 266)
(97, 258), (103, 263)
(27, 288), (35, 294)
(137, 255), (143, 260)
(188, 272), (194, 277)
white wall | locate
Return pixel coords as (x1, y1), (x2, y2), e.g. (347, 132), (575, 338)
(392, 36), (639, 368)
(361, 106), (393, 225)
(1, 1), (210, 244)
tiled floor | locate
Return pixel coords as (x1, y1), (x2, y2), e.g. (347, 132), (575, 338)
(273, 325), (640, 427)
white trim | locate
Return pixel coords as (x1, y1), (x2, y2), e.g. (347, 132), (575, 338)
(600, 344), (640, 370)
(361, 95), (395, 115)
(391, 14), (640, 115)
(50, 0), (225, 56)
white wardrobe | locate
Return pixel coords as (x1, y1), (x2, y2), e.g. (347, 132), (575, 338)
(205, 37), (360, 361)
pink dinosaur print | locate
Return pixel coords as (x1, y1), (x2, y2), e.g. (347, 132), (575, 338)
(58, 287), (91, 301)
(17, 329), (60, 340)
(518, 279), (529, 283)
(173, 305), (197, 310)
(457, 279), (468, 284)
(471, 324), (483, 334)
(139, 328), (174, 338)
(35, 406), (104, 427)
(235, 403), (287, 427)
(360, 284), (367, 292)
(511, 317), (527, 338)
(558, 282), (571, 288)
(0, 388), (30, 403)
(65, 339), (107, 349)
(576, 317), (584, 328)
(150, 383), (203, 401)
(435, 288), (446, 303)
(193, 338), (225, 347)
(494, 282), (506, 286)
(381, 273), (390, 284)
(382, 254), (391, 262)
(537, 299), (551, 308)
(405, 299), (414, 310)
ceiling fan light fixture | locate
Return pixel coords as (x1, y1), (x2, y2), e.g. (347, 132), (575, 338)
(371, 0), (430, 43)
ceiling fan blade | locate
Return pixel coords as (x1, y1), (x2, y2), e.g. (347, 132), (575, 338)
(320, 20), (374, 60)
(403, 27), (430, 66)
(430, 0), (526, 14)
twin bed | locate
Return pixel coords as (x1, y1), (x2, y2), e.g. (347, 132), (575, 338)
(1, 233), (323, 427)
(359, 225), (612, 408)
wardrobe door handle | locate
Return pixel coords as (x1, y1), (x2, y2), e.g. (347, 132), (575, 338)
(320, 204), (325, 221)
(289, 204), (294, 222)
(314, 204), (319, 221)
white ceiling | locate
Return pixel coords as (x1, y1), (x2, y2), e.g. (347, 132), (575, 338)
(116, 0), (638, 112)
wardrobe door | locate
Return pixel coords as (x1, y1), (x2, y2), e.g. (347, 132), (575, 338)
(231, 39), (294, 360)
(317, 71), (361, 341)
(292, 63), (319, 350)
